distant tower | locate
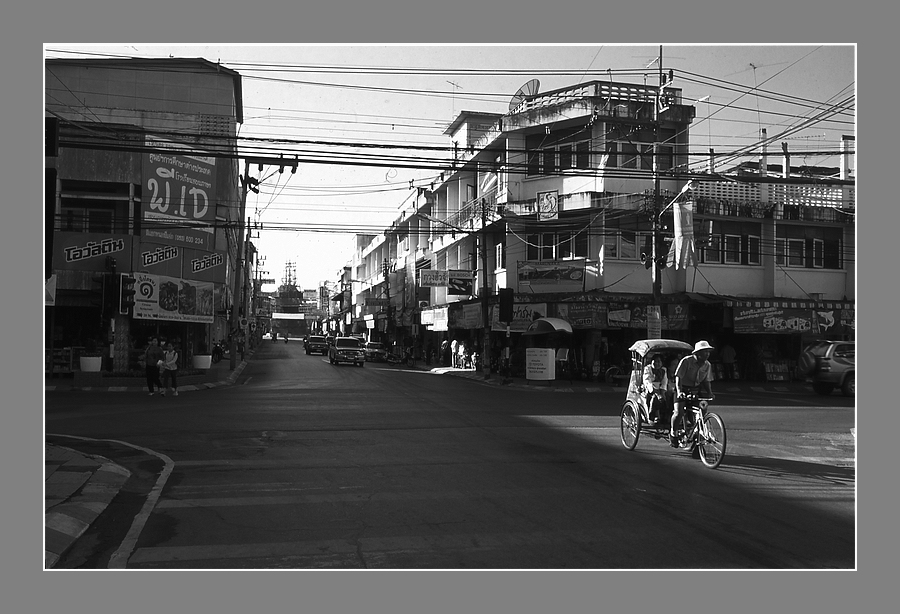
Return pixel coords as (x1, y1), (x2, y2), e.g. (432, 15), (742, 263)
(283, 261), (297, 288)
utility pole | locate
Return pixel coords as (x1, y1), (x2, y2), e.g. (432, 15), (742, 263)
(229, 159), (250, 370)
(652, 44), (664, 304)
(230, 155), (297, 369)
(480, 198), (491, 380)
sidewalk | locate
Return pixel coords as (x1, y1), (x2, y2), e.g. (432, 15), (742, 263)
(45, 443), (131, 568)
(426, 365), (814, 395)
(44, 350), (252, 393)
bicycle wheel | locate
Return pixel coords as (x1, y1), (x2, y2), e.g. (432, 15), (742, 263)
(620, 401), (641, 450)
(605, 366), (622, 384)
(698, 412), (727, 468)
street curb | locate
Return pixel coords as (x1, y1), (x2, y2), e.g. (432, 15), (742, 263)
(45, 446), (131, 569)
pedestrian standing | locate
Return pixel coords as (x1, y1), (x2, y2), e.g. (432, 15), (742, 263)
(450, 338), (459, 368)
(720, 343), (737, 380)
(160, 342), (179, 396)
(143, 336), (165, 395)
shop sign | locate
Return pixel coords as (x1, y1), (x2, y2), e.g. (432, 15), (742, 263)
(663, 303), (689, 330)
(491, 302), (548, 332)
(517, 260), (585, 294)
(142, 136), (217, 251)
(133, 272), (215, 323)
(419, 269), (449, 287)
(733, 305), (813, 334)
(431, 307), (449, 332)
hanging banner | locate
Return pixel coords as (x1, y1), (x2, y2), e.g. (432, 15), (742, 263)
(517, 260), (586, 293)
(553, 303), (607, 330)
(646, 305), (662, 339)
(142, 136), (217, 251)
(133, 272), (215, 323)
(45, 274), (57, 306)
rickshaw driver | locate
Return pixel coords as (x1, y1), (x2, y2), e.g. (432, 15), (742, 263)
(642, 354), (668, 423)
(671, 340), (715, 447)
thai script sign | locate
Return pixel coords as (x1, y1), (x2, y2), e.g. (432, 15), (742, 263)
(142, 136), (217, 250)
(419, 269), (449, 287)
(53, 233), (134, 272)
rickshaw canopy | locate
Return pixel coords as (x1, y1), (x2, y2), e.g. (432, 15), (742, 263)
(628, 339), (693, 358)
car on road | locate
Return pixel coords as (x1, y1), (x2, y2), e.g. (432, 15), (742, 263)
(305, 335), (328, 355)
(329, 336), (366, 367)
(798, 340), (855, 396)
(364, 341), (388, 362)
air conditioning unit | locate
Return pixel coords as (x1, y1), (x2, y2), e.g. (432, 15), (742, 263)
(418, 301), (430, 309)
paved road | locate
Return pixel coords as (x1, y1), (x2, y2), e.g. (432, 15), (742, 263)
(46, 341), (855, 569)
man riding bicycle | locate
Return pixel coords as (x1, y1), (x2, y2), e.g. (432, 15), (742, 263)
(671, 340), (714, 447)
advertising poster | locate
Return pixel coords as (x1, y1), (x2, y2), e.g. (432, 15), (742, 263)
(491, 302), (548, 332)
(53, 232), (134, 272)
(663, 303), (689, 330)
(733, 306), (813, 334)
(133, 272), (215, 323)
(142, 136), (217, 251)
(517, 260), (585, 293)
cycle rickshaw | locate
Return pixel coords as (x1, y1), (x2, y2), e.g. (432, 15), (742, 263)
(619, 339), (727, 469)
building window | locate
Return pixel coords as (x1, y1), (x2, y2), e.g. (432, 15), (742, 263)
(747, 235), (761, 265)
(813, 238), (825, 268)
(787, 239), (805, 267)
(575, 140), (591, 169)
(495, 242), (506, 270)
(724, 235), (741, 264)
(559, 144), (573, 170)
(704, 235), (722, 263)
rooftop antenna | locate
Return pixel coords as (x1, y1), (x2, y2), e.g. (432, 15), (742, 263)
(509, 78), (540, 113)
(447, 80), (461, 116)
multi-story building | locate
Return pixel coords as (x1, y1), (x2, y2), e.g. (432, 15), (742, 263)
(45, 58), (245, 375)
(340, 78), (855, 380)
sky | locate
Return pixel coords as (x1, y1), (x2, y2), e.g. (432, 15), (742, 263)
(44, 44), (855, 292)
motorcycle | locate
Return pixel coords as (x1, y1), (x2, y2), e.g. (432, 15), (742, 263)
(211, 342), (224, 364)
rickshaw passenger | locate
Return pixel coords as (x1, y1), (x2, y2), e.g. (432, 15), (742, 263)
(672, 340), (715, 446)
(642, 354), (668, 423)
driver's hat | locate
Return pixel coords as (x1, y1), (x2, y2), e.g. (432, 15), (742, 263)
(692, 340), (714, 354)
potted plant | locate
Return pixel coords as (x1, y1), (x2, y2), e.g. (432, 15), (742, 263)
(192, 341), (212, 369)
(79, 339), (104, 372)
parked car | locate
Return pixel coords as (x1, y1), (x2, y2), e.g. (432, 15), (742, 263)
(305, 335), (328, 355)
(798, 340), (855, 396)
(364, 341), (388, 362)
(329, 337), (366, 367)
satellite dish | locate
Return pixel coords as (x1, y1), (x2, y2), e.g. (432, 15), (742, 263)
(509, 78), (540, 111)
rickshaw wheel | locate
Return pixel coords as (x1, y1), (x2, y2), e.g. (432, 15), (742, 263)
(620, 401), (641, 450)
(698, 412), (727, 469)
